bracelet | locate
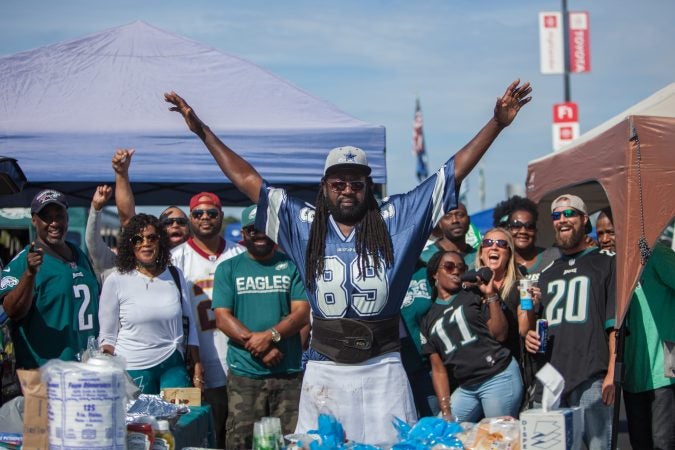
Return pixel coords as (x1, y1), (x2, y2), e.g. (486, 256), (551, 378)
(438, 396), (451, 407)
(485, 294), (500, 304)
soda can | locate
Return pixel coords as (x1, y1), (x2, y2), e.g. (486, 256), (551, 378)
(518, 279), (533, 311)
(536, 319), (549, 354)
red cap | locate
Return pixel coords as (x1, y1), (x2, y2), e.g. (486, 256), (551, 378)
(189, 192), (222, 210)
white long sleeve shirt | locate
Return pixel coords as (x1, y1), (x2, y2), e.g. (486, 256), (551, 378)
(98, 267), (198, 369)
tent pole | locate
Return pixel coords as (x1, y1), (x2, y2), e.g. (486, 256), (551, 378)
(610, 321), (626, 450)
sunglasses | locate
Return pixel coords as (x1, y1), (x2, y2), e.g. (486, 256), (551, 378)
(191, 208), (219, 219)
(327, 180), (366, 193)
(481, 238), (509, 249)
(242, 225), (259, 236)
(440, 261), (468, 273)
(160, 217), (188, 227)
(507, 220), (536, 231)
(131, 233), (159, 247)
(551, 209), (581, 221)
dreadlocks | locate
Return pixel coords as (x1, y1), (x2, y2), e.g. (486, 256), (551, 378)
(305, 184), (394, 291)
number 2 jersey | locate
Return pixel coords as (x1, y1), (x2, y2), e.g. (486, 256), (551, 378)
(538, 247), (616, 395)
(0, 243), (100, 369)
(420, 291), (512, 386)
(255, 157), (459, 320)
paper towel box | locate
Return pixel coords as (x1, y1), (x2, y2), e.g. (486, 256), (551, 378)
(520, 407), (582, 450)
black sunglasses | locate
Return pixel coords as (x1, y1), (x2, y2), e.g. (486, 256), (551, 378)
(161, 217), (188, 227)
(131, 233), (159, 247)
(242, 225), (259, 236)
(507, 220), (536, 231)
(440, 261), (468, 273)
(327, 180), (366, 193)
(551, 209), (581, 221)
(191, 208), (219, 219)
(481, 238), (509, 249)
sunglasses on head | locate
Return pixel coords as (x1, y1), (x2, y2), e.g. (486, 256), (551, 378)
(482, 238), (509, 249)
(551, 209), (581, 221)
(191, 208), (219, 219)
(160, 217), (188, 227)
(327, 180), (366, 193)
(507, 220), (536, 231)
(131, 233), (159, 247)
(440, 261), (468, 273)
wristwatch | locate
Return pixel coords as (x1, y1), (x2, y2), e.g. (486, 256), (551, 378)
(270, 327), (281, 343)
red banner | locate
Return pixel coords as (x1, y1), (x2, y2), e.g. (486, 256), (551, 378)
(569, 12), (591, 73)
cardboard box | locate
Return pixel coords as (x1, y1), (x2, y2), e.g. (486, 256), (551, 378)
(520, 407), (582, 450)
(161, 387), (202, 406)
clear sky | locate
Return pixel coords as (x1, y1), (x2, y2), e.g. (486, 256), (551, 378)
(1, 0), (673, 213)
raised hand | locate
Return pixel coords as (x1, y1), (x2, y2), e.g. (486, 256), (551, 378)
(91, 185), (112, 211)
(494, 79), (532, 128)
(164, 92), (206, 138)
(26, 242), (44, 275)
(111, 148), (135, 175)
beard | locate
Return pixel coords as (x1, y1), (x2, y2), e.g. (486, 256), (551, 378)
(555, 225), (585, 251)
(245, 237), (276, 258)
(326, 197), (369, 224)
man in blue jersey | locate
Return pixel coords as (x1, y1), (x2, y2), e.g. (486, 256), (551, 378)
(165, 79), (531, 444)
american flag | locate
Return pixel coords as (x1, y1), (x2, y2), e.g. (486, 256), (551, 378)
(412, 97), (429, 181)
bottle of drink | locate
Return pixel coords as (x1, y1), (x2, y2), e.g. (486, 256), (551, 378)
(152, 420), (175, 450)
(127, 422), (154, 450)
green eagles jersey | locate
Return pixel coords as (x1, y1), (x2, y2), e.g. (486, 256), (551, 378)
(212, 251), (307, 378)
(0, 243), (100, 369)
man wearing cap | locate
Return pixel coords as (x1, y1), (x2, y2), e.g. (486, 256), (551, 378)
(170, 191), (244, 448)
(0, 189), (100, 368)
(525, 194), (616, 450)
(212, 205), (309, 449)
(165, 79), (531, 444)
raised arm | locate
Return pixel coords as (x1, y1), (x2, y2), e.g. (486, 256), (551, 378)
(111, 149), (136, 227)
(453, 79), (532, 185)
(86, 185), (117, 276)
(164, 92), (263, 203)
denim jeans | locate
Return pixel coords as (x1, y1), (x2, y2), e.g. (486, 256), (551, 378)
(562, 377), (612, 450)
(451, 357), (523, 422)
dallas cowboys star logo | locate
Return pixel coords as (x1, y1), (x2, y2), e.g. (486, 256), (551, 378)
(344, 150), (357, 162)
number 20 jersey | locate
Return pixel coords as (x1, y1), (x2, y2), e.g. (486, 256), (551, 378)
(538, 247), (616, 395)
(256, 157), (459, 320)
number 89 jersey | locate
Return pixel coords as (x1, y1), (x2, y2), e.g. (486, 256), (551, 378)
(256, 158), (459, 320)
(538, 247), (616, 395)
(0, 244), (100, 369)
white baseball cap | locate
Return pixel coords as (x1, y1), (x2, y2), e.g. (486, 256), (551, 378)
(323, 146), (371, 176)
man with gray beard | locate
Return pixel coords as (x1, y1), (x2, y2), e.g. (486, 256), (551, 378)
(525, 194), (617, 450)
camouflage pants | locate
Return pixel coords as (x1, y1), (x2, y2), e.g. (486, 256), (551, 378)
(226, 372), (302, 450)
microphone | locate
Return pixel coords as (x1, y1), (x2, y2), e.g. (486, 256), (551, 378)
(460, 267), (493, 283)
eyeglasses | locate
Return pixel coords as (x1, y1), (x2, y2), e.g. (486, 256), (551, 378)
(131, 233), (160, 247)
(191, 208), (219, 219)
(551, 209), (580, 221)
(327, 180), (366, 193)
(242, 225), (259, 236)
(160, 217), (188, 227)
(440, 261), (468, 273)
(481, 238), (509, 249)
(507, 220), (536, 231)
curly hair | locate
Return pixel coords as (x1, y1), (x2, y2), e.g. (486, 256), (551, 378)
(492, 195), (539, 228)
(305, 181), (394, 291)
(116, 214), (172, 274)
(426, 250), (464, 302)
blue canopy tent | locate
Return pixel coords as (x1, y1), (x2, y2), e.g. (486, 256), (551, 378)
(0, 22), (386, 207)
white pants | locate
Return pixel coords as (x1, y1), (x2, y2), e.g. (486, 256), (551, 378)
(295, 352), (417, 445)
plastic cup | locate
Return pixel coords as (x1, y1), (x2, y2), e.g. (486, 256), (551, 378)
(519, 279), (533, 311)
